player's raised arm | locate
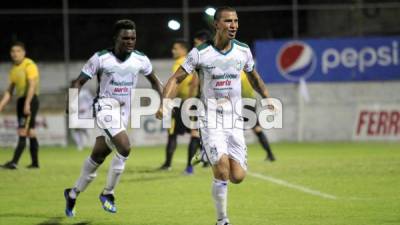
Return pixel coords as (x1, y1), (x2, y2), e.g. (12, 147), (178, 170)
(163, 66), (190, 99)
(245, 69), (270, 98)
(155, 66), (189, 120)
(0, 82), (15, 113)
(156, 46), (199, 119)
(145, 72), (163, 97)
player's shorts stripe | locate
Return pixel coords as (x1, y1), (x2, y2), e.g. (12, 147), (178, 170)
(198, 128), (211, 163)
(104, 129), (113, 139)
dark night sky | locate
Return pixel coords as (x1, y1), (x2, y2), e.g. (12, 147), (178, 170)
(0, 0), (301, 61)
(10, 0), (391, 61)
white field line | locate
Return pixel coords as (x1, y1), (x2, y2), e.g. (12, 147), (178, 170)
(248, 172), (337, 200)
(175, 159), (337, 200)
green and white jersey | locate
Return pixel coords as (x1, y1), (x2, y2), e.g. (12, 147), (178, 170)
(181, 40), (255, 114)
(80, 49), (153, 105)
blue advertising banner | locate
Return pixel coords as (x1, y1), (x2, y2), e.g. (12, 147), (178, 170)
(254, 36), (400, 83)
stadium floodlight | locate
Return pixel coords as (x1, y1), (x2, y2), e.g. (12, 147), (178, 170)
(205, 7), (216, 16)
(168, 20), (181, 30)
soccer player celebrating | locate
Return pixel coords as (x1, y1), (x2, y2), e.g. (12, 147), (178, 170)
(160, 40), (200, 174)
(0, 42), (40, 169)
(157, 7), (272, 225)
(64, 19), (163, 217)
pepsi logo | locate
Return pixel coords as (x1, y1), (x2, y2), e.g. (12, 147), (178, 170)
(276, 41), (317, 81)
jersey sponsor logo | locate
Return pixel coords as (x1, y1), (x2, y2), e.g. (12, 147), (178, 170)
(215, 80), (232, 87)
(113, 87), (129, 93)
(110, 80), (134, 86)
(276, 41), (317, 81)
(212, 74), (238, 80)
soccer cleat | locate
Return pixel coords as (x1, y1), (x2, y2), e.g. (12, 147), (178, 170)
(99, 193), (117, 213)
(26, 164), (40, 169)
(158, 164), (172, 171)
(183, 166), (194, 175)
(64, 188), (76, 217)
(2, 161), (17, 170)
(216, 218), (231, 225)
(266, 154), (276, 162)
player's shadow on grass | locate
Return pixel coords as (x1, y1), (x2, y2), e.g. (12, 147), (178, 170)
(35, 216), (91, 225)
(36, 217), (63, 225)
(0, 213), (63, 222)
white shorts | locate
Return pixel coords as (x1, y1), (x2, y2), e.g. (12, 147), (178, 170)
(199, 114), (248, 170)
(94, 98), (129, 149)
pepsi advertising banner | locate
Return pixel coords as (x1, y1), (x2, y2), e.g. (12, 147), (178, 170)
(255, 36), (400, 83)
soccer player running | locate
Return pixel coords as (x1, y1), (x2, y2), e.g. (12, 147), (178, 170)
(157, 7), (272, 225)
(160, 40), (200, 174)
(0, 42), (40, 169)
(241, 72), (276, 161)
(64, 19), (163, 217)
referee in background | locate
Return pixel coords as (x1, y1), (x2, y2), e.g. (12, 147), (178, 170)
(0, 42), (40, 169)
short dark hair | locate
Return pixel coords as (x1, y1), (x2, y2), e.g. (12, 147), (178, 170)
(214, 6), (236, 21)
(173, 39), (189, 51)
(194, 29), (212, 42)
(11, 41), (25, 50)
(113, 19), (136, 37)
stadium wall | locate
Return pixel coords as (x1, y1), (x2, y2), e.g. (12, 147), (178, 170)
(0, 61), (399, 145)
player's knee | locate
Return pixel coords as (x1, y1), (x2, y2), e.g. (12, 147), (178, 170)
(116, 144), (131, 158)
(18, 129), (27, 137)
(214, 171), (229, 181)
(253, 126), (262, 133)
(229, 174), (245, 184)
(213, 165), (230, 180)
(28, 129), (36, 138)
(190, 130), (199, 138)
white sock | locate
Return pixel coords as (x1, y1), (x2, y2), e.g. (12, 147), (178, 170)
(212, 178), (228, 221)
(69, 187), (79, 199)
(73, 157), (99, 195)
(103, 152), (127, 195)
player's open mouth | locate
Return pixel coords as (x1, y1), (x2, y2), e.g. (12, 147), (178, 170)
(228, 30), (236, 38)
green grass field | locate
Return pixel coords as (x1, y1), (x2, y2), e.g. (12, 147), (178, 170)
(0, 142), (399, 225)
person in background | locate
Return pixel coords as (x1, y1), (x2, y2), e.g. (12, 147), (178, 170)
(159, 39), (200, 175)
(0, 41), (41, 169)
